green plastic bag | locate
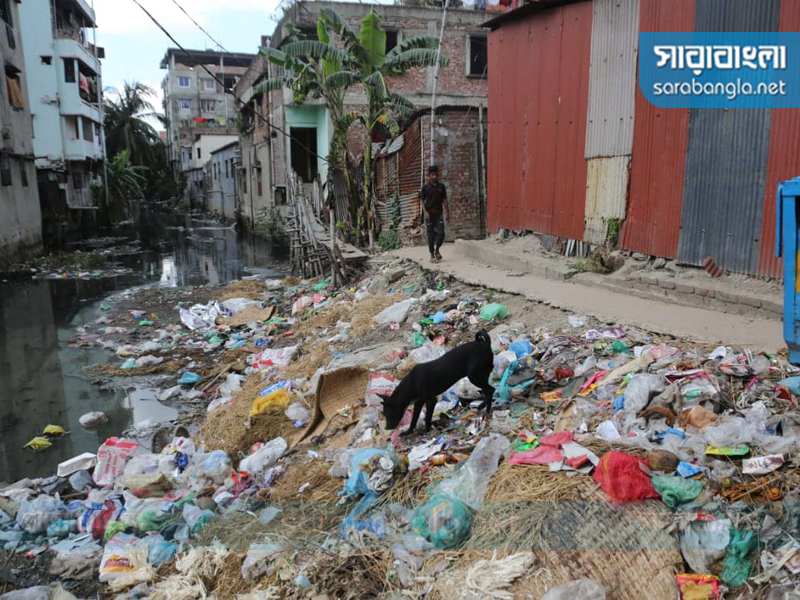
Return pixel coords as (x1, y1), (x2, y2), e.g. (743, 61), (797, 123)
(611, 339), (631, 355)
(651, 475), (703, 508)
(313, 281), (328, 291)
(410, 494), (472, 549)
(480, 303), (509, 321)
(413, 332), (426, 347)
(722, 529), (757, 586)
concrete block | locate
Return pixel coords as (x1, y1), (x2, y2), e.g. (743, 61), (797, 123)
(761, 299), (784, 315)
(657, 279), (676, 290)
(695, 287), (715, 298)
(640, 275), (659, 287)
(715, 290), (738, 304)
(674, 282), (695, 294)
(737, 295), (762, 309)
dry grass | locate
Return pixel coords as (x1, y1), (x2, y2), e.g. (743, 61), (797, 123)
(484, 462), (597, 503)
(349, 293), (398, 338)
(89, 359), (186, 377)
(198, 372), (300, 460)
(267, 459), (342, 502)
(218, 280), (268, 301)
(280, 344), (332, 380)
(380, 466), (449, 506)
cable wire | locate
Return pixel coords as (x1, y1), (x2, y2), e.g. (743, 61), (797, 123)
(169, 0), (229, 53)
(130, 0), (330, 164)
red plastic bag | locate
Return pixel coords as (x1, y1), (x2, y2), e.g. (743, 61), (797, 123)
(593, 451), (660, 501)
(508, 446), (563, 465)
(539, 431), (574, 448)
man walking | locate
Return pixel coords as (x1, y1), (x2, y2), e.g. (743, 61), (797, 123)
(421, 165), (449, 263)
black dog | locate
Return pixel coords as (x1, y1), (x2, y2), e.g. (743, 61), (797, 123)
(382, 330), (495, 436)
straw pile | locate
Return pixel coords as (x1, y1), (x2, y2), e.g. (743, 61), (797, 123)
(89, 359), (185, 377)
(349, 293), (399, 338)
(267, 459), (342, 502)
(198, 373), (298, 459)
(218, 280), (267, 301)
(484, 463), (596, 503)
(281, 343), (332, 380)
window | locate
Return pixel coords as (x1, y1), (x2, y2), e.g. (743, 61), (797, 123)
(256, 168), (262, 196)
(0, 0), (11, 26)
(197, 147), (201, 159)
(201, 78), (215, 91)
(64, 58), (75, 83)
(41, 56), (52, 65)
(178, 76), (190, 87)
(290, 127), (318, 183)
(82, 117), (93, 141)
(275, 185), (286, 205)
(467, 36), (488, 77)
(386, 30), (399, 53)
(0, 155), (11, 186)
(5, 67), (23, 110)
(73, 171), (85, 189)
(201, 99), (215, 112)
(19, 160), (27, 187)
(225, 159), (229, 178)
(242, 168), (247, 194)
(179, 99), (190, 109)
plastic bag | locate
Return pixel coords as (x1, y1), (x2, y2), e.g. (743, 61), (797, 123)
(285, 403), (311, 424)
(480, 303), (508, 321)
(341, 449), (397, 499)
(251, 345), (298, 370)
(0, 587), (55, 600)
(250, 388), (290, 417)
(410, 341), (446, 364)
(123, 454), (160, 479)
(219, 373), (244, 396)
(703, 417), (752, 448)
(509, 340), (532, 359)
(199, 450), (232, 483)
(650, 476), (702, 508)
(568, 315), (587, 328)
(239, 437), (287, 475)
(680, 518), (731, 574)
(93, 438), (141, 486)
(623, 374), (666, 415)
(367, 373), (398, 397)
(410, 494), (472, 549)
(593, 452), (660, 502)
(99, 533), (139, 583)
(16, 496), (68, 534)
(778, 376), (800, 395)
(541, 578), (606, 600)
(373, 298), (417, 325)
(430, 434), (510, 509)
(182, 504), (214, 533)
(241, 542), (283, 580)
(722, 529), (757, 586)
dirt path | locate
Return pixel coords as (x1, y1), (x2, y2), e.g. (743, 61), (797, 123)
(393, 245), (785, 351)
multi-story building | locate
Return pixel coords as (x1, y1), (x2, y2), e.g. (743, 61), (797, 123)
(208, 140), (238, 219)
(18, 0), (105, 222)
(235, 1), (489, 235)
(0, 0), (41, 262)
(160, 48), (254, 176)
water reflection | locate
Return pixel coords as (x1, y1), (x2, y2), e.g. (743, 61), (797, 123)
(0, 209), (283, 483)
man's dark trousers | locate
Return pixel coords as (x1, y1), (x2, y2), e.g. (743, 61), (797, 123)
(427, 214), (445, 255)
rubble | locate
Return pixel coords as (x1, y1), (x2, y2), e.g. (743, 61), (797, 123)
(1, 258), (799, 599)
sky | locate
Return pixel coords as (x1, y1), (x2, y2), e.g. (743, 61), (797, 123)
(92, 0), (285, 130)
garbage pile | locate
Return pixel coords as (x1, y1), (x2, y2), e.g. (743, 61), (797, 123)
(1, 259), (799, 600)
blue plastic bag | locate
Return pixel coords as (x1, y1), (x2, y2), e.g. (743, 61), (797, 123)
(149, 539), (177, 566)
(676, 462), (703, 478)
(509, 340), (533, 359)
(430, 311), (447, 324)
(778, 376), (800, 395)
(178, 371), (201, 384)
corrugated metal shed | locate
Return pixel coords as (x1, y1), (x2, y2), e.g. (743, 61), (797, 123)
(584, 156), (631, 244)
(620, 0), (695, 258)
(375, 117), (423, 232)
(758, 0), (800, 278)
(584, 0), (640, 158)
(676, 0), (779, 273)
(487, 0), (593, 239)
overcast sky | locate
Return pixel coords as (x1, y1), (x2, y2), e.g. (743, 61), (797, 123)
(93, 0), (284, 129)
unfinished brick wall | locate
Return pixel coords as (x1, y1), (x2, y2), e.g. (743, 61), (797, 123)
(421, 110), (486, 241)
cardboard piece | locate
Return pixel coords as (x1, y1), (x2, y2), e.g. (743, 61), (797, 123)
(294, 367), (370, 446)
(223, 305), (276, 328)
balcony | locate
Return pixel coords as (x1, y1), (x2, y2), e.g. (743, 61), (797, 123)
(63, 136), (102, 161)
(55, 35), (101, 74)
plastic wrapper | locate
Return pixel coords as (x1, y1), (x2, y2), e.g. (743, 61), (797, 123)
(410, 494), (472, 549)
(680, 518), (731, 574)
(373, 298), (417, 325)
(99, 533), (139, 583)
(251, 345), (298, 370)
(123, 454), (160, 479)
(722, 529), (757, 586)
(479, 303), (508, 321)
(430, 433), (510, 509)
(541, 578), (606, 600)
(182, 504), (214, 533)
(409, 341), (446, 364)
(650, 476), (702, 508)
(742, 454), (786, 475)
(703, 418), (752, 448)
(198, 450), (232, 483)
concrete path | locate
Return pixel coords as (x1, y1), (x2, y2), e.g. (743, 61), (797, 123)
(392, 245), (785, 352)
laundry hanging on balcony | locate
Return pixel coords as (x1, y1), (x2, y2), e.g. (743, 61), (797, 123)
(6, 76), (24, 109)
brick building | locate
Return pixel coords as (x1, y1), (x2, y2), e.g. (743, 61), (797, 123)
(234, 1), (489, 238)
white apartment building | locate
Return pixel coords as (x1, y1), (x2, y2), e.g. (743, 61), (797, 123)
(18, 0), (104, 210)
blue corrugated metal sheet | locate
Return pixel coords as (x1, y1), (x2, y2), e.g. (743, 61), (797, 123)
(676, 0), (780, 274)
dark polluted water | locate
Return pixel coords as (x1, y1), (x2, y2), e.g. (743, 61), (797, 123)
(0, 209), (285, 484)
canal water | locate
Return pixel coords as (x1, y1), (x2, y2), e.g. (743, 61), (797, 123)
(0, 210), (284, 484)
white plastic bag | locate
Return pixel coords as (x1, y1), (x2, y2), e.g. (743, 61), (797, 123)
(430, 433), (510, 509)
(680, 518), (731, 574)
(373, 298), (417, 325)
(623, 374), (666, 415)
(219, 373), (244, 396)
(251, 345), (298, 370)
(123, 454), (160, 479)
(221, 298), (261, 313)
(409, 341), (446, 364)
(99, 533), (139, 583)
(93, 438), (141, 486)
(285, 403), (311, 424)
(239, 437), (287, 475)
(453, 377), (483, 400)
(16, 496), (69, 534)
(241, 542), (283, 580)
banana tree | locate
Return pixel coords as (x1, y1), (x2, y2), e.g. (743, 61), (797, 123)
(257, 9), (448, 249)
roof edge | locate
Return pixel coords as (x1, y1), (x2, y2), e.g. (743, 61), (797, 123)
(482, 0), (587, 30)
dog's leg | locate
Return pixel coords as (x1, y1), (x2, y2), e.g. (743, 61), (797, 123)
(423, 397), (437, 432)
(468, 370), (495, 416)
(401, 400), (424, 437)
(480, 383), (495, 416)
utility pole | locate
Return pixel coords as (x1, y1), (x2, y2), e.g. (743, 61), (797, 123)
(429, 0), (449, 168)
(90, 0), (109, 206)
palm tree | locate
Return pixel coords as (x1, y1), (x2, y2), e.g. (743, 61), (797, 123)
(106, 149), (147, 201)
(258, 9), (447, 248)
(104, 81), (162, 167)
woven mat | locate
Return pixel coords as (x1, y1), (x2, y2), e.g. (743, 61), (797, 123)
(223, 305), (276, 327)
(294, 367), (369, 446)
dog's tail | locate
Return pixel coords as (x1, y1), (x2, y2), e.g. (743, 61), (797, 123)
(475, 330), (491, 346)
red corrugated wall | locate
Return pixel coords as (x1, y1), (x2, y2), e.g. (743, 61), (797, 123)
(620, 0), (695, 258)
(487, 1), (592, 239)
(757, 0), (800, 278)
